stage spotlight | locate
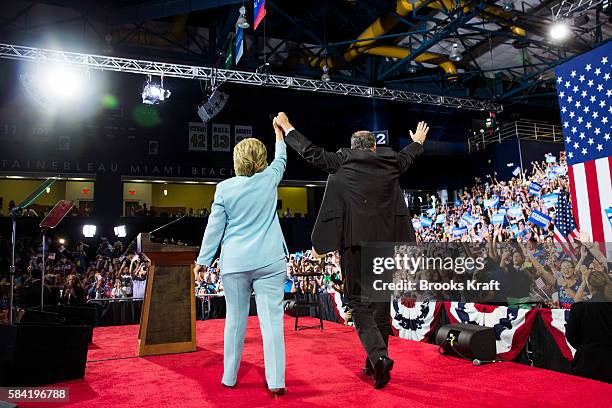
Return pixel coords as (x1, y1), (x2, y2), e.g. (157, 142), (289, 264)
(142, 75), (171, 105)
(197, 87), (229, 123)
(237, 5), (250, 29)
(408, 61), (418, 74)
(449, 43), (463, 62)
(502, 0), (514, 12)
(114, 225), (127, 238)
(321, 65), (331, 82)
(43, 66), (85, 100)
(83, 224), (97, 238)
(163, 189), (168, 196)
(58, 238), (66, 245)
(46, 187), (51, 194)
(549, 21), (570, 41)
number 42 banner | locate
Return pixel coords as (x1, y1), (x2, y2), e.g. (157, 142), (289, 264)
(188, 122), (208, 151)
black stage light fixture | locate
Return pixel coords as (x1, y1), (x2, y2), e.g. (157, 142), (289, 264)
(436, 323), (497, 364)
(197, 86), (229, 123)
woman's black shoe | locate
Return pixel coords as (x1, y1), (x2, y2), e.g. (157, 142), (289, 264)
(374, 356), (394, 389)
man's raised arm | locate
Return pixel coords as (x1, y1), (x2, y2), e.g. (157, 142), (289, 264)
(398, 121), (428, 173)
(275, 112), (342, 174)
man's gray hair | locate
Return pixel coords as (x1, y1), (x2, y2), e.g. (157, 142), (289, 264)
(350, 130), (376, 150)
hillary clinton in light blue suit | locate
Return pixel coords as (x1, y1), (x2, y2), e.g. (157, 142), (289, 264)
(195, 122), (288, 393)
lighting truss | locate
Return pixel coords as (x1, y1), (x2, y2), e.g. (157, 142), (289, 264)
(551, 0), (607, 20)
(0, 43), (503, 111)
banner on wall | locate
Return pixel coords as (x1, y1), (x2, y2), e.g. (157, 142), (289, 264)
(211, 123), (231, 152)
(188, 122), (208, 151)
(391, 299), (442, 342)
(254, 0), (266, 30)
(234, 125), (253, 145)
(235, 26), (244, 64)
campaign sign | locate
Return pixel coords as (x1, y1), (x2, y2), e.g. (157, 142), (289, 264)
(528, 210), (552, 228)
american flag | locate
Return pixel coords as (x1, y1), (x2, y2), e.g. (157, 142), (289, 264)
(555, 41), (612, 245)
(553, 192), (578, 257)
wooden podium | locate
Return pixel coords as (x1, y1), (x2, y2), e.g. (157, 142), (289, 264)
(137, 233), (199, 356)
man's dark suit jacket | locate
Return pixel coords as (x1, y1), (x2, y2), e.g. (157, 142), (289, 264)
(566, 299), (612, 383)
(285, 129), (423, 253)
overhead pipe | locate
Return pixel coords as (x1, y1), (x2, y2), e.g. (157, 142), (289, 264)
(308, 0), (526, 76)
(111, 14), (189, 47)
(362, 46), (458, 77)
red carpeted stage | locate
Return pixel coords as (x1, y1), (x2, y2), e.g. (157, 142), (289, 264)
(21, 316), (612, 408)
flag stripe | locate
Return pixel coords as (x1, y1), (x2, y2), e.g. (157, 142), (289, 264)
(571, 163), (592, 237)
(596, 156), (612, 242)
(584, 160), (605, 243)
(567, 165), (580, 231)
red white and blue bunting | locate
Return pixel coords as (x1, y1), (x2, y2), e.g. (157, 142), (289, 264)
(390, 299), (442, 342)
(445, 302), (537, 361)
(539, 308), (576, 361)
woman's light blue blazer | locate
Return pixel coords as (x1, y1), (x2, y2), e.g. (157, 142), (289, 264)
(196, 140), (289, 273)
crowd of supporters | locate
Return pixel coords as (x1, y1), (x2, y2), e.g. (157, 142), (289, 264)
(0, 235), (150, 323)
(1, 151), (610, 325)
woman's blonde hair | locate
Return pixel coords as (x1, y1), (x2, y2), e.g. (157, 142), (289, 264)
(233, 138), (268, 176)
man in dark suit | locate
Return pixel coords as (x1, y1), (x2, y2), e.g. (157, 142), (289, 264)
(275, 112), (427, 389)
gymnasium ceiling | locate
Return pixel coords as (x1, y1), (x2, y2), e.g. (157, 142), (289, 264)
(0, 0), (610, 107)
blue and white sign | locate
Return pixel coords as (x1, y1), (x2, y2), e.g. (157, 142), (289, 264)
(419, 216), (433, 228)
(528, 210), (552, 228)
(453, 226), (468, 237)
(491, 213), (506, 225)
(435, 213), (446, 224)
(507, 206), (523, 219)
(541, 193), (558, 209)
(484, 196), (499, 208)
(528, 182), (542, 196)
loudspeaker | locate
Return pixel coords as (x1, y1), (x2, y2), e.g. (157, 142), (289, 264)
(284, 300), (309, 317)
(435, 323), (496, 362)
(0, 324), (89, 386)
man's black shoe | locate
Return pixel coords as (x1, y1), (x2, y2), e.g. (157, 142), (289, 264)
(362, 366), (375, 377)
(374, 356), (394, 389)
(363, 357), (374, 376)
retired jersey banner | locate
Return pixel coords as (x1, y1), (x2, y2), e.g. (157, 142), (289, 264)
(539, 308), (576, 361)
(445, 302), (537, 360)
(188, 122), (208, 151)
(211, 123), (231, 152)
(234, 125), (252, 145)
(391, 299), (442, 342)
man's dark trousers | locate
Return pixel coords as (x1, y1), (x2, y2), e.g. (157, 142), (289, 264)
(341, 246), (392, 367)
